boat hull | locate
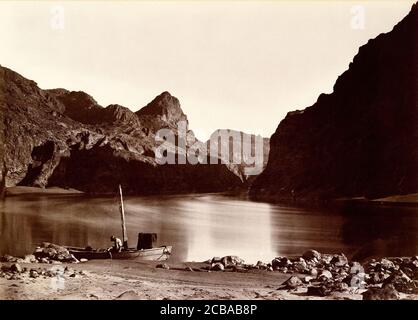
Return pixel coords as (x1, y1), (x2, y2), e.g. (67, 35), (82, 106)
(66, 246), (172, 261)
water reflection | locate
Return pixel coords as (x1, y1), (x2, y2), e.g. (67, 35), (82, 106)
(0, 193), (417, 263)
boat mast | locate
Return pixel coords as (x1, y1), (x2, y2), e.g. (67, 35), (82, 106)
(119, 184), (128, 249)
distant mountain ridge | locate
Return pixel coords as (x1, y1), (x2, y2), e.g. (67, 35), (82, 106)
(250, 3), (418, 201)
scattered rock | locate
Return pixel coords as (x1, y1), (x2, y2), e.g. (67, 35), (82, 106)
(333, 282), (349, 292)
(369, 271), (389, 284)
(210, 263), (224, 271)
(331, 253), (348, 267)
(23, 255), (37, 263)
(156, 263), (170, 270)
(310, 268), (318, 277)
(379, 258), (396, 270)
(33, 243), (78, 263)
(29, 269), (39, 278)
(318, 270), (333, 280)
(384, 270), (417, 294)
(10, 263), (22, 273)
(307, 285), (332, 297)
(0, 255), (17, 263)
(272, 257), (292, 269)
(281, 276), (303, 289)
(293, 258), (308, 273)
(320, 254), (333, 265)
(363, 284), (400, 300)
(211, 257), (222, 264)
(303, 249), (321, 261)
(221, 256), (245, 267)
(256, 261), (268, 270)
(349, 261), (363, 273)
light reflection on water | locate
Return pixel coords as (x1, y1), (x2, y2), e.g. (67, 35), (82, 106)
(0, 193), (417, 263)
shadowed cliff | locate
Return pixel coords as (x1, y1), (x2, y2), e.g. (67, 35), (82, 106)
(251, 4), (418, 202)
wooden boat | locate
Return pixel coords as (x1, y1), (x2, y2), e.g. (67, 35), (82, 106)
(66, 185), (173, 261)
(66, 245), (172, 261)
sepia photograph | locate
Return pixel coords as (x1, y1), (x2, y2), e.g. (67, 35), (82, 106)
(0, 0), (417, 307)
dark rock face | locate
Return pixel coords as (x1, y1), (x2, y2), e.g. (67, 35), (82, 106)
(47, 89), (103, 125)
(251, 4), (418, 201)
(1, 65), (244, 194)
(0, 67), (5, 198)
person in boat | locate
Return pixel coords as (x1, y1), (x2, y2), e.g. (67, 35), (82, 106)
(110, 235), (123, 252)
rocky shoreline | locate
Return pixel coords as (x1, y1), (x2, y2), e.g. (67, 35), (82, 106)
(1, 244), (417, 300)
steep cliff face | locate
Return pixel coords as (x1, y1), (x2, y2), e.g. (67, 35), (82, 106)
(251, 4), (418, 201)
(0, 67), (5, 198)
(1, 65), (244, 194)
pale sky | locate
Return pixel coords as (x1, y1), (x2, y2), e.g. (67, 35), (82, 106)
(0, 1), (415, 140)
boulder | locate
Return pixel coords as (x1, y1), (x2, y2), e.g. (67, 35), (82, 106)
(281, 276), (303, 289)
(272, 257), (292, 269)
(318, 270), (333, 281)
(363, 284), (400, 300)
(156, 263), (170, 270)
(379, 258), (396, 270)
(23, 254), (37, 263)
(310, 268), (318, 277)
(34, 243), (77, 262)
(221, 256), (245, 267)
(40, 258), (49, 264)
(333, 281), (350, 292)
(29, 269), (39, 278)
(293, 258), (308, 273)
(0, 255), (18, 263)
(210, 263), (224, 271)
(349, 261), (364, 274)
(384, 270), (417, 294)
(331, 253), (348, 267)
(10, 263), (22, 273)
(256, 261), (268, 270)
(302, 250), (321, 261)
(320, 254), (333, 265)
(307, 285), (332, 297)
(210, 257), (222, 264)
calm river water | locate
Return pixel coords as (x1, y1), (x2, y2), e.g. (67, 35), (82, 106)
(0, 193), (417, 263)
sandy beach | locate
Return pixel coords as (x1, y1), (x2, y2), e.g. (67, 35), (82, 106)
(1, 256), (418, 300)
(0, 260), (361, 300)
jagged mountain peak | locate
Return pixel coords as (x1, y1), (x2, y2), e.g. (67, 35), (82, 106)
(136, 91), (187, 127)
